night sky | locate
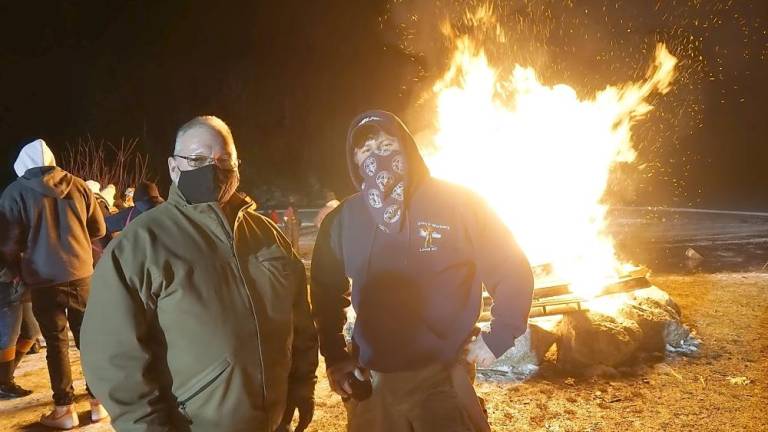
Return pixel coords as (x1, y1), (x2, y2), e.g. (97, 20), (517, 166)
(1, 1), (766, 210)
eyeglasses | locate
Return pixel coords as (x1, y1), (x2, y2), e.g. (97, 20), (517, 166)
(174, 154), (242, 170)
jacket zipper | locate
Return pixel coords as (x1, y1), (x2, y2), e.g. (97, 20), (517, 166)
(177, 358), (231, 421)
(214, 208), (269, 424)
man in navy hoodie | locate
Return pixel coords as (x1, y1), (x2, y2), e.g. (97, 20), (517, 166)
(311, 111), (534, 431)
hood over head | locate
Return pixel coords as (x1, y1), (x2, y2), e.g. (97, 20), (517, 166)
(133, 181), (161, 202)
(346, 110), (429, 192)
(14, 139), (56, 177)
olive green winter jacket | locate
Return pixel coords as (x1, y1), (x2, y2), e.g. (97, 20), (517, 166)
(81, 185), (318, 432)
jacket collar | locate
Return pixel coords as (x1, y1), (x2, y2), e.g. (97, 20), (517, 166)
(167, 183), (256, 215)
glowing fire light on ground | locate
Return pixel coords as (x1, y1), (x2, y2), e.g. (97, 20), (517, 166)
(420, 34), (677, 299)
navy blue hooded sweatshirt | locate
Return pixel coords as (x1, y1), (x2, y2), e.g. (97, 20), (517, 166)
(311, 110), (534, 372)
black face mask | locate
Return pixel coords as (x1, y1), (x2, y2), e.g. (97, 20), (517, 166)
(178, 164), (239, 205)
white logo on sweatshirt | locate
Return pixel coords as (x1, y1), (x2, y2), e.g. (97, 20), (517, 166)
(417, 222), (450, 252)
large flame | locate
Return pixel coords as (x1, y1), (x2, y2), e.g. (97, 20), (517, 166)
(421, 36), (677, 298)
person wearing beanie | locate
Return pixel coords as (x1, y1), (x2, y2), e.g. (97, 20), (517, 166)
(85, 180), (113, 218)
(99, 184), (117, 212)
(85, 180), (101, 195)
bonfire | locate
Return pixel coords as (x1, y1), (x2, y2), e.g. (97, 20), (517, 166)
(415, 7), (699, 378)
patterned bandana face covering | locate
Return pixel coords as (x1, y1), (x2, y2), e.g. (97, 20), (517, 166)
(358, 136), (408, 233)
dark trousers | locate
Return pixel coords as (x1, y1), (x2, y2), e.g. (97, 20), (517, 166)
(31, 277), (92, 405)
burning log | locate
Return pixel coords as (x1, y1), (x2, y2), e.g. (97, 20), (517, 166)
(531, 283), (570, 300)
(528, 295), (586, 318)
(480, 267), (653, 320)
(525, 274), (650, 301)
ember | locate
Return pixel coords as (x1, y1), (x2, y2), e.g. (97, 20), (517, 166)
(418, 9), (678, 300)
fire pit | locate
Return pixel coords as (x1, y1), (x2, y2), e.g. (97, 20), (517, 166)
(478, 266), (700, 381)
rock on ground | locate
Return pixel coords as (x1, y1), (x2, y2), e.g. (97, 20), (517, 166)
(555, 310), (643, 370)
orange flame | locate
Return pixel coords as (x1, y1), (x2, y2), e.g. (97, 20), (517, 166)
(420, 36), (677, 298)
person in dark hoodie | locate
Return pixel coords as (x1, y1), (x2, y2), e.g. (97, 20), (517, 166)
(0, 139), (107, 429)
(105, 180), (165, 235)
(311, 111), (534, 432)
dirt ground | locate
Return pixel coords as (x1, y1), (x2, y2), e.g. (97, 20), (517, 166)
(1, 272), (765, 431)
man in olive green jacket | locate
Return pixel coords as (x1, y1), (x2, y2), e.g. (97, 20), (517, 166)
(81, 116), (318, 432)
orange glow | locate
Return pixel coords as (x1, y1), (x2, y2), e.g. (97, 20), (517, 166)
(420, 31), (677, 299)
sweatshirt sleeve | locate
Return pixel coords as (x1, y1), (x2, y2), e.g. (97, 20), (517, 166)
(84, 187), (106, 240)
(468, 193), (534, 358)
(310, 206), (353, 368)
(81, 236), (173, 432)
(105, 208), (131, 234)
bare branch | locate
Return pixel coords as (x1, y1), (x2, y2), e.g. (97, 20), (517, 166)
(59, 136), (154, 196)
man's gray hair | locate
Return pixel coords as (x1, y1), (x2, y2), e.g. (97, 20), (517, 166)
(174, 115), (234, 153)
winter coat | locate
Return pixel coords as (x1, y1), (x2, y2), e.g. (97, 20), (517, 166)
(311, 110), (534, 372)
(81, 184), (318, 432)
(0, 165), (106, 288)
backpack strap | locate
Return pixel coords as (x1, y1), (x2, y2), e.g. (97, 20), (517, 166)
(124, 207), (136, 228)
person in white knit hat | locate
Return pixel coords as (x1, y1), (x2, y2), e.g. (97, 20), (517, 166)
(99, 184), (117, 212)
(85, 180), (101, 195)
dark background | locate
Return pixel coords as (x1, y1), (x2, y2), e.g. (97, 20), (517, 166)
(0, 1), (766, 210)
